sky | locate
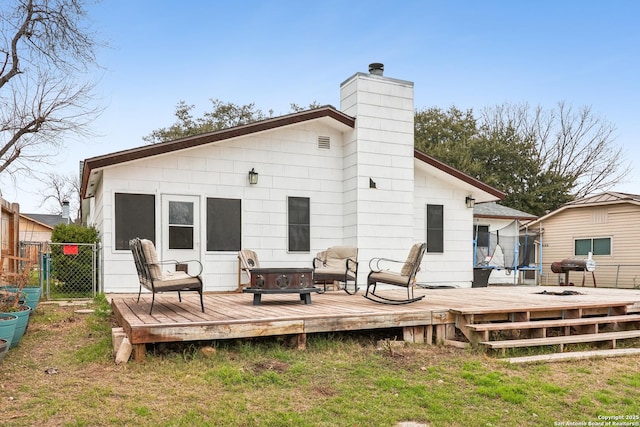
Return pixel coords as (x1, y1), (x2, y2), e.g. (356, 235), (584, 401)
(4, 0), (640, 214)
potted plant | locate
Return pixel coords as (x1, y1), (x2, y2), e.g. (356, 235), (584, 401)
(0, 293), (31, 348)
(0, 338), (9, 365)
(1, 281), (40, 311)
(16, 269), (42, 311)
(0, 313), (18, 349)
(0, 255), (34, 347)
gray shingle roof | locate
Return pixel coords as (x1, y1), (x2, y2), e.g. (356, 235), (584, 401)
(473, 202), (537, 220)
(21, 213), (67, 228)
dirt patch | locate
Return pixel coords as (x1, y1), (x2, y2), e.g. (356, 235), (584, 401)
(250, 359), (290, 374)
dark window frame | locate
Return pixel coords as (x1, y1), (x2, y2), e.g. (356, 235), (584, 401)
(426, 204), (444, 253)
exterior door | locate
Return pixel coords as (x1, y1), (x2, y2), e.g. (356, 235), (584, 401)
(161, 195), (200, 264)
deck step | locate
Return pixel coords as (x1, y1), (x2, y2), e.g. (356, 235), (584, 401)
(480, 330), (640, 350)
(504, 348), (640, 364)
(451, 302), (632, 316)
(466, 314), (640, 332)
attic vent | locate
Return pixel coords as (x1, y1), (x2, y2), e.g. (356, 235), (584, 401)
(592, 207), (608, 224)
(317, 135), (331, 150)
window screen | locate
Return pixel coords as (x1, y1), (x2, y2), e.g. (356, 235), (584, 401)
(288, 197), (310, 252)
(115, 193), (155, 250)
(427, 204), (444, 253)
(206, 198), (241, 251)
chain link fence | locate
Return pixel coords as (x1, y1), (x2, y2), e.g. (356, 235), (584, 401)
(40, 242), (99, 300)
(540, 263), (640, 289)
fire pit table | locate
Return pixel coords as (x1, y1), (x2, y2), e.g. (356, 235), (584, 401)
(243, 268), (321, 305)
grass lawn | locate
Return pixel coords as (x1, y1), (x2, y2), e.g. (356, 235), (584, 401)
(1, 295), (639, 427)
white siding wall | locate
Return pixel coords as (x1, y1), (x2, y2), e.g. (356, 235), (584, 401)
(94, 122), (350, 292)
(414, 164), (475, 287)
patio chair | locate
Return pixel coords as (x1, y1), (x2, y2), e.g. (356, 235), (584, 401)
(238, 249), (260, 290)
(364, 242), (426, 305)
(312, 246), (359, 294)
(129, 238), (204, 314)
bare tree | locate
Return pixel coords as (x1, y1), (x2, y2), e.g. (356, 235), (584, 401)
(37, 171), (79, 219)
(480, 101), (629, 199)
(0, 0), (101, 180)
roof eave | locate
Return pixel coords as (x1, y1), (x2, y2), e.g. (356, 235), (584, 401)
(413, 149), (506, 200)
(81, 106), (355, 200)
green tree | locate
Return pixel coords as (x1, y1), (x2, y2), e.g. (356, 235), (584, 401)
(414, 102), (627, 216)
(143, 99), (274, 144)
(414, 105), (555, 214)
(144, 100), (323, 144)
(414, 106), (478, 173)
(289, 101), (323, 112)
(474, 117), (574, 215)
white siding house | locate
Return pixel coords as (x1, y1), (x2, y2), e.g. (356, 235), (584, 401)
(80, 64), (504, 293)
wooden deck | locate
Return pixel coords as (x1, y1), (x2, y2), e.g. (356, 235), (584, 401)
(111, 286), (640, 361)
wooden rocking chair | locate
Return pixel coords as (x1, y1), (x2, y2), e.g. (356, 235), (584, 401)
(364, 243), (426, 305)
(238, 249), (260, 290)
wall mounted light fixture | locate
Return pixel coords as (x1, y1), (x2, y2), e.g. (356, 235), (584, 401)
(465, 195), (476, 209)
(248, 168), (259, 185)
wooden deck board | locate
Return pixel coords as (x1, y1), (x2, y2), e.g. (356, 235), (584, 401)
(111, 286), (640, 354)
(504, 348), (640, 364)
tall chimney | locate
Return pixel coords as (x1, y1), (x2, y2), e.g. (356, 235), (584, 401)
(368, 63), (384, 76)
(62, 200), (70, 224)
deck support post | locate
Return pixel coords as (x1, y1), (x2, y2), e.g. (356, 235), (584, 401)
(288, 333), (306, 350)
(435, 324), (446, 344)
(425, 325), (434, 345)
(445, 323), (456, 340)
(403, 326), (425, 343)
(133, 344), (146, 362)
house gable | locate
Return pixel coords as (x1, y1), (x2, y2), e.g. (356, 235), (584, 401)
(528, 191), (640, 227)
(81, 107), (355, 199)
